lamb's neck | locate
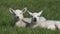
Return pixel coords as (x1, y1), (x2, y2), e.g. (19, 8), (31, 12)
(37, 17), (46, 24)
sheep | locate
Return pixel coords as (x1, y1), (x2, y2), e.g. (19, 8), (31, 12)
(27, 10), (58, 30)
(9, 8), (31, 27)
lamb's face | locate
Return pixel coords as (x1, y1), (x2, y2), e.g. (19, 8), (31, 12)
(28, 10), (43, 22)
(9, 8), (27, 19)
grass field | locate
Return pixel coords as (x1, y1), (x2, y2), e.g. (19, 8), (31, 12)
(0, 0), (60, 34)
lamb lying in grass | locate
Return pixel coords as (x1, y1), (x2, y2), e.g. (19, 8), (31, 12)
(9, 8), (31, 27)
(27, 10), (60, 30)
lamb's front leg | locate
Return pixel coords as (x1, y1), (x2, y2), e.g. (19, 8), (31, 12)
(23, 18), (32, 23)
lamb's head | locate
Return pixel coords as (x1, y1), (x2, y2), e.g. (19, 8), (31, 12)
(9, 8), (27, 19)
(27, 10), (43, 22)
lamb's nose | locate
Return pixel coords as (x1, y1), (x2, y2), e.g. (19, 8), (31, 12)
(33, 18), (37, 22)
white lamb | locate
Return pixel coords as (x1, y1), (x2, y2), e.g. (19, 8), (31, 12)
(9, 8), (31, 27)
(27, 10), (60, 30)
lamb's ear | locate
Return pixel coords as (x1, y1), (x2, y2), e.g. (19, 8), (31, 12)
(9, 8), (14, 14)
(27, 11), (33, 16)
(22, 7), (27, 13)
(38, 10), (43, 15)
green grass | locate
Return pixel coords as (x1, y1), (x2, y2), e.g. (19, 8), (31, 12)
(0, 0), (60, 34)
